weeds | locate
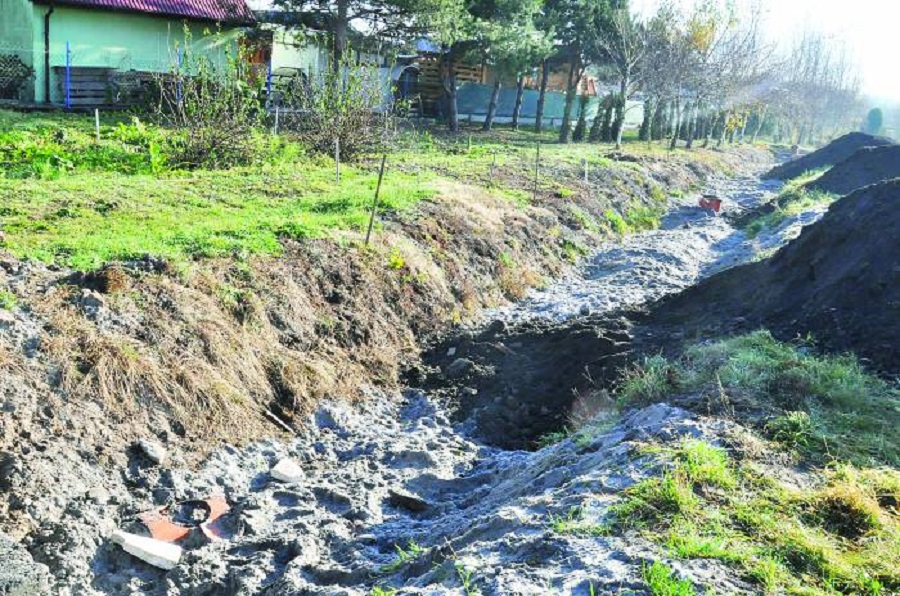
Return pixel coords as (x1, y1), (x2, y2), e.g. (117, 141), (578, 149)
(610, 437), (900, 595)
(643, 561), (697, 596)
(380, 540), (425, 574)
(455, 561), (480, 596)
(548, 506), (608, 537)
(0, 290), (17, 310)
(618, 331), (900, 467)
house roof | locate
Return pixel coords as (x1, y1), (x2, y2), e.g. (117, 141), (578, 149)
(32, 0), (255, 25)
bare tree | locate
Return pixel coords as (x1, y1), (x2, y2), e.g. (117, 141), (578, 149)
(595, 6), (647, 148)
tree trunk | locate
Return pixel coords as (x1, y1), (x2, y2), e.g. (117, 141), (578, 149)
(669, 98), (681, 149)
(333, 0), (349, 73)
(717, 110), (731, 147)
(613, 73), (629, 149)
(751, 105), (768, 144)
(573, 93), (590, 141)
(535, 59), (550, 133)
(559, 60), (579, 143)
(652, 99), (665, 141)
(440, 46), (459, 132)
(601, 95), (614, 143)
(686, 100), (699, 149)
(639, 98), (652, 141)
(588, 108), (603, 142)
(511, 75), (526, 130)
(738, 115), (748, 143)
(483, 76), (501, 131)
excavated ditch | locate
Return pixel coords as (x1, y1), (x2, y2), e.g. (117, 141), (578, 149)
(7, 164), (834, 596)
(416, 174), (814, 450)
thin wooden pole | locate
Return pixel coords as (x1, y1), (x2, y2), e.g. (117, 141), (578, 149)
(95, 109), (101, 144)
(489, 152), (497, 183)
(335, 138), (341, 184)
(533, 141), (541, 201)
(365, 155), (387, 246)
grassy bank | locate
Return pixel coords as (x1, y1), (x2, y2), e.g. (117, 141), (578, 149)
(0, 109), (739, 271)
(610, 332), (900, 595)
(744, 169), (837, 237)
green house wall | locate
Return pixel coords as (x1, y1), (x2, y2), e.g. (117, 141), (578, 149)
(0, 0), (37, 100)
(2, 2), (244, 103)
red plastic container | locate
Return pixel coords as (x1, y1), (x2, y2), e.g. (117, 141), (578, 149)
(699, 197), (722, 213)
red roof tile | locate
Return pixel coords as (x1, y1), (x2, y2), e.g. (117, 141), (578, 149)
(34, 0), (255, 24)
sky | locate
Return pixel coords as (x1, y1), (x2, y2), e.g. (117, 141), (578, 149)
(630, 0), (900, 104)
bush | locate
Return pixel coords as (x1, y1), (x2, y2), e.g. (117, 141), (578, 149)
(154, 29), (267, 169)
(277, 55), (396, 161)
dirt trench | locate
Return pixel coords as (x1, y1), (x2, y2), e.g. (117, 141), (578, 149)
(416, 171), (798, 449)
(0, 146), (773, 594)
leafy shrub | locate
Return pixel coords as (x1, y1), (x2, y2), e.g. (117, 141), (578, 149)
(154, 29), (267, 169)
(277, 55), (396, 161)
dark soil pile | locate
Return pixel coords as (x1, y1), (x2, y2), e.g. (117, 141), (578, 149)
(806, 145), (900, 195)
(414, 315), (634, 449)
(765, 133), (894, 181)
(643, 179), (900, 373)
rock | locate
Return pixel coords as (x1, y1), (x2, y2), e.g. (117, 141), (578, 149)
(138, 440), (167, 465)
(88, 487), (110, 506)
(79, 289), (106, 311)
(110, 530), (182, 570)
(445, 358), (474, 380)
(0, 534), (51, 595)
(271, 458), (305, 484)
(388, 488), (431, 513)
(0, 311), (14, 325)
(446, 346), (457, 357)
(579, 304), (592, 316)
(487, 320), (507, 335)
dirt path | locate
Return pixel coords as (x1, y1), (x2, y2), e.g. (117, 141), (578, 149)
(489, 175), (785, 325)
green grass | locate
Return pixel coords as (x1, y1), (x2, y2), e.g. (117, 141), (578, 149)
(746, 169), (836, 237)
(612, 440), (900, 595)
(0, 290), (17, 310)
(0, 164), (434, 269)
(643, 561), (697, 596)
(0, 110), (727, 270)
(619, 331), (900, 467)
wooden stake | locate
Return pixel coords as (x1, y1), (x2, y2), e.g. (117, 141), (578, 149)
(335, 138), (341, 184)
(365, 155), (387, 246)
(95, 109), (101, 144)
(533, 141), (541, 201)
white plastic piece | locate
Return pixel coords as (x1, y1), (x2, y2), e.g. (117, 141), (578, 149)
(271, 458), (305, 484)
(111, 530), (182, 570)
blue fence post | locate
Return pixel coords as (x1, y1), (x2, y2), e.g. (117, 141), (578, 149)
(65, 41), (71, 109)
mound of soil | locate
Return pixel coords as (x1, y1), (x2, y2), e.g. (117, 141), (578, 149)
(806, 145), (900, 196)
(765, 133), (894, 181)
(414, 315), (634, 450)
(644, 179), (900, 372)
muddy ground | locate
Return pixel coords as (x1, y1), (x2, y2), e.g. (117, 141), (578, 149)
(0, 146), (766, 594)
